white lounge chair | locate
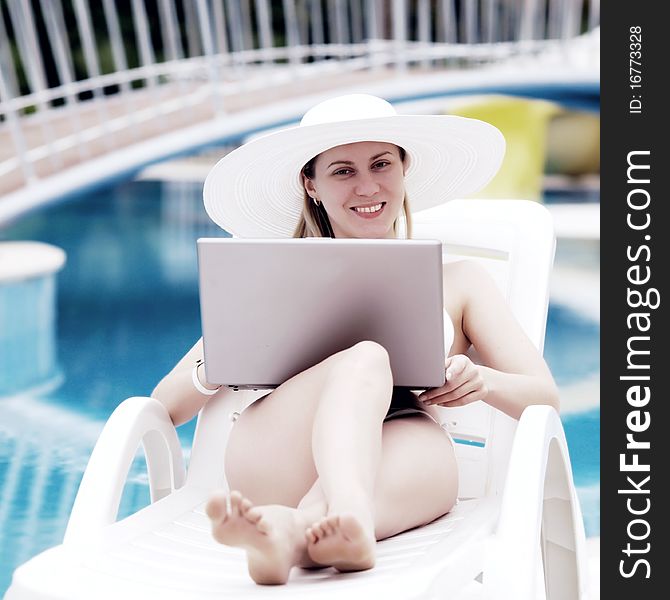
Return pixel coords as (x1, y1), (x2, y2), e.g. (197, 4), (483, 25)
(5, 199), (589, 600)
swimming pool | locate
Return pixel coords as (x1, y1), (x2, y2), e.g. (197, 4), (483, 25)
(0, 178), (599, 593)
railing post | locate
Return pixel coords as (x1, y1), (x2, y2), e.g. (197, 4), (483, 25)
(439, 0), (457, 44)
(325, 0), (337, 52)
(482, 0), (495, 43)
(255, 0), (275, 65)
(157, 0), (193, 125)
(240, 0), (255, 57)
(0, 9), (20, 96)
(130, 0), (165, 131)
(392, 0), (407, 72)
(365, 0), (382, 71)
(158, 0), (184, 61)
(565, 0), (585, 40)
(196, 0), (225, 117)
(38, 0), (88, 161)
(462, 0), (477, 45)
(0, 69), (36, 186)
(349, 0), (363, 44)
(212, 0), (229, 58)
(131, 0), (158, 85)
(308, 0), (324, 62)
(72, 0), (115, 151)
(101, 0), (139, 141)
(0, 6), (36, 186)
(520, 0), (541, 42)
(417, 0), (431, 69)
(184, 0), (203, 57)
(547, 0), (564, 40)
(226, 0), (246, 73)
(283, 0), (301, 66)
(334, 0), (348, 51)
(7, 0), (61, 171)
(301, 0), (314, 58)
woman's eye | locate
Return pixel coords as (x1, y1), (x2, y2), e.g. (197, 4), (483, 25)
(373, 161), (390, 169)
(333, 168), (352, 175)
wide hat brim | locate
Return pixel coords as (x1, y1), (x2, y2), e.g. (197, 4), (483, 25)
(203, 114), (506, 238)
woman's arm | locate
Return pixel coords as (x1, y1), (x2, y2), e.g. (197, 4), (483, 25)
(419, 261), (559, 420)
(151, 338), (220, 426)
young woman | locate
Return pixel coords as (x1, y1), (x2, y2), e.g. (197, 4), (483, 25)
(152, 94), (559, 585)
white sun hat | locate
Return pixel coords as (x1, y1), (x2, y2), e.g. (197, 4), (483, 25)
(203, 94), (506, 237)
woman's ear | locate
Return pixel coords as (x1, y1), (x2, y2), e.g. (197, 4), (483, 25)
(400, 148), (409, 176)
(303, 175), (317, 197)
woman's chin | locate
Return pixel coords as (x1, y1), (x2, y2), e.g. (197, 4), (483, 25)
(353, 226), (396, 239)
(329, 212), (398, 238)
(340, 218), (396, 239)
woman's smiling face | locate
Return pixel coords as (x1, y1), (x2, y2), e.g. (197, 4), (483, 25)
(303, 141), (407, 239)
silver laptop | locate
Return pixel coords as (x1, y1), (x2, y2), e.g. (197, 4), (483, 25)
(197, 238), (445, 389)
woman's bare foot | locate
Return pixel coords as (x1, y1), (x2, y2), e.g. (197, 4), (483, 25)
(305, 511), (376, 572)
(205, 490), (320, 584)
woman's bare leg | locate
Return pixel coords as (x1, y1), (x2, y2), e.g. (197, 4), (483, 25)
(207, 415), (457, 582)
(305, 341), (393, 569)
(207, 341), (392, 581)
(304, 414), (458, 569)
(207, 342), (455, 582)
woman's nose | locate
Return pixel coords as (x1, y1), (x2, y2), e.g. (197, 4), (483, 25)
(354, 173), (380, 197)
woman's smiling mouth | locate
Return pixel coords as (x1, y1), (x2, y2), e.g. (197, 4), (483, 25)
(351, 202), (386, 216)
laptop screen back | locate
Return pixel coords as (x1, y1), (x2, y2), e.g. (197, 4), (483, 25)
(197, 238), (445, 389)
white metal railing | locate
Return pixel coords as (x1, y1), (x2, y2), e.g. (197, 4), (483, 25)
(0, 0), (600, 197)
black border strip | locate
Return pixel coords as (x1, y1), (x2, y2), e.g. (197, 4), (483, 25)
(601, 4), (668, 595)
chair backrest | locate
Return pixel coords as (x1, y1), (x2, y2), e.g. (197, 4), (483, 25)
(412, 199), (555, 499)
(187, 199), (555, 499)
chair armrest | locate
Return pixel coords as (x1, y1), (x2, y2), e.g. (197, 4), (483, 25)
(63, 396), (185, 546)
(484, 405), (589, 599)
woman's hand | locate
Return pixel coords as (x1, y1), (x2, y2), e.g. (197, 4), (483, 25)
(418, 354), (488, 408)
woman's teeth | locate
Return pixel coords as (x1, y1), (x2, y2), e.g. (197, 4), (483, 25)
(352, 203), (384, 214)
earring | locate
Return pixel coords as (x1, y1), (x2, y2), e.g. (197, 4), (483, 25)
(312, 197), (320, 206)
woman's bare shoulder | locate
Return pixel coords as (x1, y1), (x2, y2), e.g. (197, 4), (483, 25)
(442, 261), (493, 354)
(443, 260), (495, 299)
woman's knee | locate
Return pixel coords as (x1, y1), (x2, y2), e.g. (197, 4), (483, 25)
(351, 340), (391, 363)
(333, 340), (392, 382)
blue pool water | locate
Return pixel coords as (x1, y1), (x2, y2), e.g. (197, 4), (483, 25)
(0, 179), (599, 593)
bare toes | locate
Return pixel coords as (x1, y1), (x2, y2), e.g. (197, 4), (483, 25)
(205, 492), (228, 521)
(320, 517), (334, 536)
(327, 516), (340, 533)
(317, 522), (329, 537)
(316, 520), (329, 537)
(307, 524), (319, 541)
(246, 506), (262, 523)
(229, 490), (243, 511)
(256, 517), (271, 535)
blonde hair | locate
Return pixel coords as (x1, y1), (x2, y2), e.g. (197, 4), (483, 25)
(293, 147), (413, 239)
